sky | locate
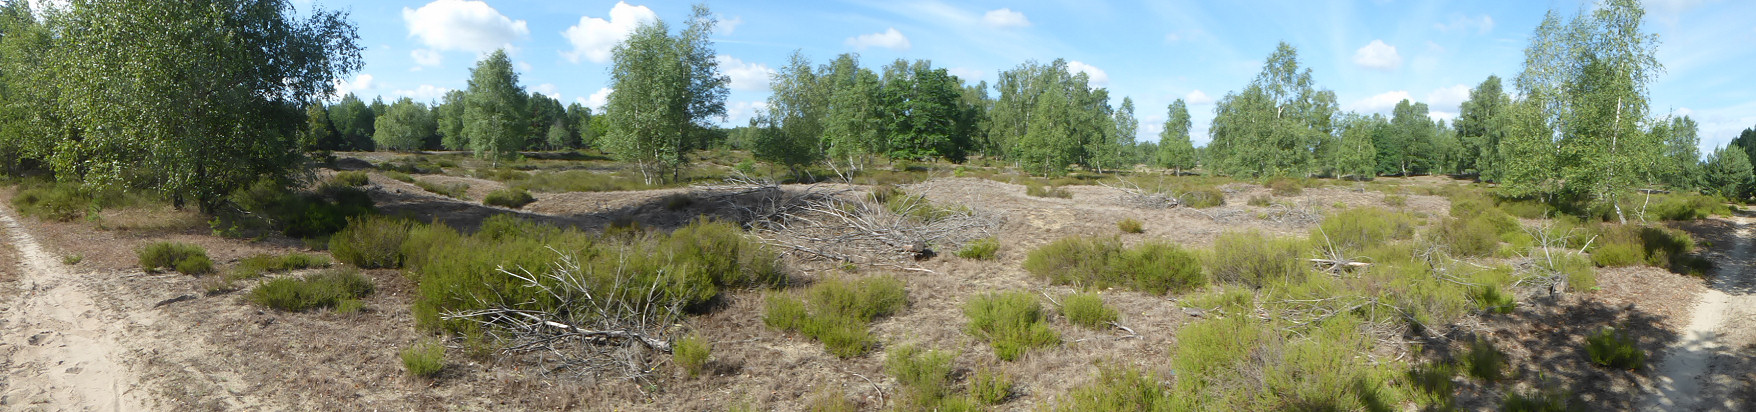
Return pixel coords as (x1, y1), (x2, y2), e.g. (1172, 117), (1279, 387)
(298, 0), (1756, 151)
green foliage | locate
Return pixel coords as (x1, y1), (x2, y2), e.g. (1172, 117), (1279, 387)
(1170, 315), (1404, 410)
(1590, 224), (1709, 275)
(1703, 145), (1754, 200)
(1501, 386), (1575, 412)
(969, 367), (1014, 405)
(219, 178), (375, 239)
(1642, 193), (1728, 221)
(1206, 43), (1339, 177)
(1117, 218), (1144, 234)
(1463, 338), (1507, 382)
(1474, 285), (1517, 314)
(1208, 231), (1307, 289)
(963, 291), (1059, 361)
(414, 179), (470, 199)
(462, 50), (527, 164)
(1266, 178), (1304, 196)
(1585, 327), (1645, 370)
(1314, 207), (1416, 252)
(603, 6), (727, 182)
(884, 344), (958, 409)
(1434, 216), (1504, 257)
(673, 334), (710, 378)
(1025, 182), (1071, 198)
(1383, 194), (1407, 207)
(249, 269), (375, 312)
(1408, 362), (1457, 408)
(62, 254), (83, 266)
(399, 339), (446, 378)
(482, 187), (535, 208)
(230, 253), (330, 280)
(763, 276), (905, 358)
(373, 97), (436, 151)
(1157, 99), (1199, 173)
(329, 216), (413, 269)
(1054, 365), (1171, 412)
(1023, 237), (1206, 295)
(956, 237), (999, 260)
(11, 182), (92, 222)
(138, 242), (211, 275)
(1179, 187), (1226, 208)
(332, 171), (369, 187)
(384, 171), (415, 183)
(1059, 292), (1118, 329)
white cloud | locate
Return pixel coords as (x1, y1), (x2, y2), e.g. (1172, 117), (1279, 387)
(717, 15), (743, 35)
(716, 55), (774, 91)
(1353, 40), (1402, 70)
(403, 0), (529, 53)
(982, 8), (1031, 29)
(1347, 90), (1413, 114)
(1066, 60), (1109, 86)
(333, 74), (376, 98)
(532, 83), (561, 100)
(1185, 90), (1214, 105)
(725, 101), (770, 126)
(394, 85), (451, 102)
(846, 28), (911, 51)
(1430, 111), (1458, 122)
(947, 67), (987, 82)
(517, 61), (532, 72)
(411, 49), (443, 67)
(585, 87), (613, 110)
(1425, 84), (1471, 111)
(561, 2), (659, 64)
(1434, 14), (1495, 34)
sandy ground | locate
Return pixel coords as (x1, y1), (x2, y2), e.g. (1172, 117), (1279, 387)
(1644, 214), (1756, 411)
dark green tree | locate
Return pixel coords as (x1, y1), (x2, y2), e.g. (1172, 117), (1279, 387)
(462, 50), (527, 164)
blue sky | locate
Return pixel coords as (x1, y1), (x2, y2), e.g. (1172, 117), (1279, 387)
(303, 0), (1756, 151)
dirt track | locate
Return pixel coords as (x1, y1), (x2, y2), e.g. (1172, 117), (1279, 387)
(1644, 214), (1756, 411)
(0, 202), (147, 410)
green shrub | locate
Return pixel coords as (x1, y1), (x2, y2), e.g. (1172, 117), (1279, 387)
(1474, 285), (1516, 314)
(400, 338), (445, 378)
(11, 183), (91, 222)
(1248, 194), (1273, 207)
(1463, 337), (1506, 382)
(510, 169), (654, 193)
(1585, 327), (1645, 370)
(250, 269), (375, 312)
(1117, 218), (1144, 234)
(384, 170), (415, 183)
(764, 276), (906, 358)
(969, 367), (1014, 405)
(329, 216), (413, 269)
(1644, 193), (1729, 221)
(482, 187), (535, 208)
(332, 171), (369, 187)
(956, 237), (999, 260)
(1434, 216), (1503, 257)
(1383, 194), (1407, 207)
(414, 179), (470, 199)
(1024, 237), (1205, 295)
(662, 193), (695, 210)
(232, 253), (330, 279)
(1054, 365), (1171, 411)
(1209, 231), (1307, 288)
(221, 178), (374, 239)
(964, 291), (1059, 361)
(674, 334), (711, 377)
(1501, 387), (1573, 412)
(1060, 292), (1118, 329)
(885, 344), (956, 407)
(1267, 178), (1303, 196)
(1178, 187), (1225, 208)
(1314, 208), (1416, 252)
(1591, 224), (1710, 275)
(1408, 362), (1457, 407)
(62, 254), (83, 266)
(1025, 182), (1071, 198)
(138, 242), (211, 275)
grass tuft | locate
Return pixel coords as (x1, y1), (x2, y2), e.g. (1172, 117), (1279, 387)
(674, 334), (711, 377)
(483, 187), (536, 208)
(969, 367), (1014, 405)
(138, 242), (213, 275)
(1209, 231), (1307, 289)
(332, 171), (369, 187)
(1117, 218), (1144, 234)
(1054, 365), (1171, 411)
(1585, 327), (1645, 370)
(400, 338), (445, 378)
(1463, 337), (1507, 382)
(1025, 182), (1072, 198)
(249, 269), (375, 312)
(763, 276), (906, 358)
(885, 344), (958, 408)
(964, 291), (1059, 361)
(329, 215), (413, 269)
(956, 237), (1000, 260)
(1024, 237), (1205, 295)
(1060, 292), (1118, 329)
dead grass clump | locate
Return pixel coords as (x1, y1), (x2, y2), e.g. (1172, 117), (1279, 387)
(1208, 231), (1308, 289)
(963, 291), (1058, 361)
(763, 276), (906, 358)
(1025, 182), (1071, 198)
(1059, 292), (1118, 329)
(249, 269), (374, 312)
(138, 242), (213, 275)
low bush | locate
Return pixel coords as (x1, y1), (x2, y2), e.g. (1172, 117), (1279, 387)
(969, 367), (1014, 405)
(329, 215), (413, 269)
(1025, 182), (1071, 199)
(885, 344), (961, 409)
(764, 276), (906, 358)
(231, 253), (330, 279)
(1585, 327), (1645, 370)
(964, 291), (1059, 361)
(383, 170), (415, 183)
(1209, 231), (1307, 289)
(220, 178), (374, 239)
(138, 242), (212, 275)
(1054, 365), (1171, 411)
(1643, 193), (1729, 221)
(662, 193), (695, 210)
(1178, 187), (1225, 208)
(1501, 386), (1573, 412)
(1314, 208), (1416, 252)
(1171, 315), (1405, 410)
(400, 338), (445, 378)
(11, 182), (90, 222)
(1433, 216), (1503, 257)
(1463, 337), (1507, 382)
(674, 334), (711, 377)
(414, 179), (470, 199)
(332, 171), (369, 187)
(1023, 237), (1205, 295)
(956, 237), (999, 260)
(1117, 218), (1144, 234)
(1474, 285), (1516, 314)
(1408, 362), (1457, 407)
(1059, 292), (1118, 329)
(482, 187), (535, 208)
(249, 269), (375, 312)
(1383, 194), (1407, 207)
(1591, 224), (1710, 275)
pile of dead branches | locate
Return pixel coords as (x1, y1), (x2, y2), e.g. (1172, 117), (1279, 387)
(698, 176), (998, 270)
(441, 251), (687, 382)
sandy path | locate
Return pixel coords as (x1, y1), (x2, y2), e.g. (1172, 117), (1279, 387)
(1644, 216), (1753, 411)
(0, 203), (145, 411)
